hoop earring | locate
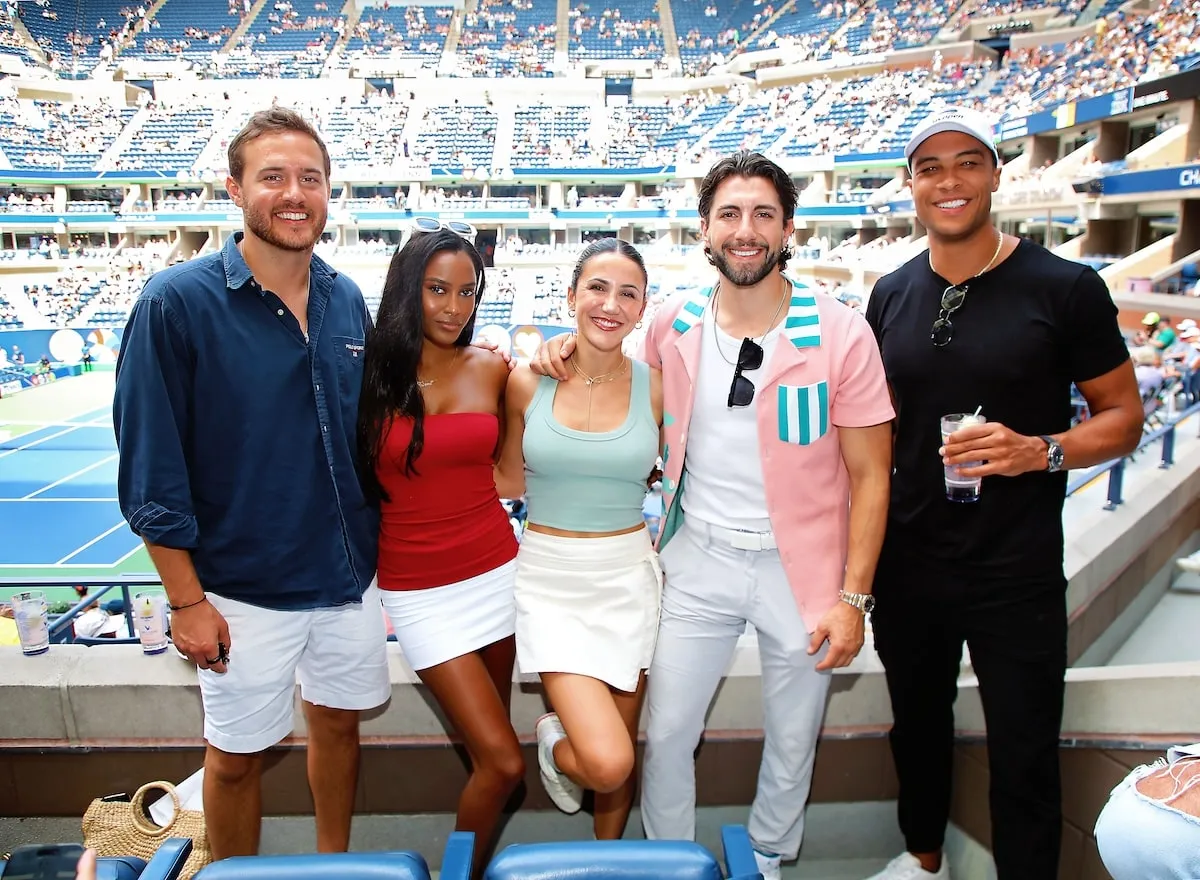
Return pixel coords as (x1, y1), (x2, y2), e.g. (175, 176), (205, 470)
(635, 320), (643, 329)
(568, 307), (576, 318)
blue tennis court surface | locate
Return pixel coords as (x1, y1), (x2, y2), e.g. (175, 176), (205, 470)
(0, 408), (142, 568)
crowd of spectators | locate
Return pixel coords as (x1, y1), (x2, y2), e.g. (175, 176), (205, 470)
(457, 0), (555, 76)
(973, 0), (1085, 18)
(569, 2), (663, 59)
(348, 6), (449, 57)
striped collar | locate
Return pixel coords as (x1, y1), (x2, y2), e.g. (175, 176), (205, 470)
(669, 278), (821, 349)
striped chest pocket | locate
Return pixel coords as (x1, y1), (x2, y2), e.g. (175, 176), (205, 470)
(777, 382), (829, 445)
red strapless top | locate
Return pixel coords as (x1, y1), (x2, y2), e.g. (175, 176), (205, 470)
(376, 412), (517, 590)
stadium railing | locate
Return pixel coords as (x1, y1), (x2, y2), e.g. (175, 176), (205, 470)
(1066, 398), (1200, 509)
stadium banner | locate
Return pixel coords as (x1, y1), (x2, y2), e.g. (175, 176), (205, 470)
(1132, 67), (1200, 107)
(1099, 163), (1200, 196)
(0, 380), (23, 398)
(0, 327), (125, 366)
(996, 109), (1058, 142)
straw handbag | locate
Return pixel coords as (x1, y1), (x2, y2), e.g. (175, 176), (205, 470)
(82, 781), (213, 879)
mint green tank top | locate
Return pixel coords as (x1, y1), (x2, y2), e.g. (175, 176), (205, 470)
(522, 359), (659, 532)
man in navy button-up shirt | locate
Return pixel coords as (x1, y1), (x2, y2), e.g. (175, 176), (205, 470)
(114, 108), (390, 860)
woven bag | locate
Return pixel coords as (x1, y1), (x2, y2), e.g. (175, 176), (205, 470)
(82, 780), (213, 879)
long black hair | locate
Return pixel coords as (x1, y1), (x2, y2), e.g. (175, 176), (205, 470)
(357, 228), (486, 499)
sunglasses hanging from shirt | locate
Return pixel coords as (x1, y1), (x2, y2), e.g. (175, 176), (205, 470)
(929, 231), (1004, 348)
(712, 279), (789, 408)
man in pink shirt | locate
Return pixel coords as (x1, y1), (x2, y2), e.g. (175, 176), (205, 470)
(533, 151), (894, 878)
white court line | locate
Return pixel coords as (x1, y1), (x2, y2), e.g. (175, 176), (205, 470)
(0, 497), (120, 502)
(111, 542), (145, 566)
(23, 453), (118, 500)
(0, 563), (129, 569)
(0, 404), (115, 461)
(56, 521), (128, 564)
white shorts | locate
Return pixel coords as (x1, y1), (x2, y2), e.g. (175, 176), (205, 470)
(198, 586), (391, 754)
(380, 559), (517, 671)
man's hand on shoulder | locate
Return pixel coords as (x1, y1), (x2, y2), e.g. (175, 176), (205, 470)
(530, 333), (576, 381)
(471, 338), (516, 370)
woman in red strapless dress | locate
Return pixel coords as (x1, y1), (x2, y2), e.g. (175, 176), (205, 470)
(357, 228), (518, 877)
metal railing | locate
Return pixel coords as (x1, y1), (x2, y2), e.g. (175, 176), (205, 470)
(0, 575), (161, 643)
(1066, 399), (1200, 510)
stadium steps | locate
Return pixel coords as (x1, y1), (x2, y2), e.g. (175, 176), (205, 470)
(555, 0), (569, 56)
(442, 2), (465, 56)
(323, 0), (362, 69)
(96, 104), (153, 172)
(6, 12), (47, 65)
(0, 144), (10, 171)
(222, 0), (271, 54)
(656, 0), (682, 75)
(115, 0), (170, 59)
(716, 0), (794, 67)
(932, 0), (977, 42)
(492, 101), (516, 170)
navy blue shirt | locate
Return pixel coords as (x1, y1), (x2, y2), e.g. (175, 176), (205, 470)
(114, 233), (378, 609)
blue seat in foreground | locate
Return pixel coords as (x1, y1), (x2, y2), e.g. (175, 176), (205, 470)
(190, 833), (473, 880)
(484, 824), (762, 880)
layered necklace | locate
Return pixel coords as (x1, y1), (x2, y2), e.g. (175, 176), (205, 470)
(570, 354), (629, 431)
(417, 347), (460, 389)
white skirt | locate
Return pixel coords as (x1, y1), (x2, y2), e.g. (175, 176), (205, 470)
(379, 559), (517, 671)
(515, 527), (662, 692)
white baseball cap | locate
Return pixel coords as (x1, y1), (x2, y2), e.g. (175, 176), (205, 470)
(905, 107), (1000, 169)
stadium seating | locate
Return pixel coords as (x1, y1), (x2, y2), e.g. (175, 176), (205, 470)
(0, 7), (40, 66)
(343, 4), (452, 68)
(484, 825), (761, 880)
(411, 104), (498, 171)
(569, 0), (663, 61)
(18, 0), (135, 74)
(133, 0), (241, 62)
(671, 0), (781, 75)
(457, 0), (557, 76)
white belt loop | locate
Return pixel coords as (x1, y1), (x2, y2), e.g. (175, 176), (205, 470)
(703, 522), (777, 552)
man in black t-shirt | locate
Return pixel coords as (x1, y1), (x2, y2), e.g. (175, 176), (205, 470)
(863, 107), (1142, 880)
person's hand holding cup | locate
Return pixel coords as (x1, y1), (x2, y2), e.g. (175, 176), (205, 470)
(941, 412), (986, 502)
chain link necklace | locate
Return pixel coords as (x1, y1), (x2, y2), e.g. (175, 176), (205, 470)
(711, 276), (789, 366)
(928, 230), (1004, 282)
(417, 347), (460, 389)
(570, 355), (629, 431)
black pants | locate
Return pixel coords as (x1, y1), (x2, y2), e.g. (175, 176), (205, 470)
(872, 568), (1067, 880)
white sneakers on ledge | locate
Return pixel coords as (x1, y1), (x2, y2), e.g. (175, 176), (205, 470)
(535, 712), (583, 814)
(865, 852), (950, 880)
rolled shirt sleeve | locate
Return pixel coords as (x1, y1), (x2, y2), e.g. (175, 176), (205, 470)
(113, 291), (200, 549)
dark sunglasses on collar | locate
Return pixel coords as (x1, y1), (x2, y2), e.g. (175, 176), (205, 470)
(931, 283), (968, 348)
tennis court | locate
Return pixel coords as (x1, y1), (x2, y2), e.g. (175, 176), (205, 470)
(0, 373), (152, 603)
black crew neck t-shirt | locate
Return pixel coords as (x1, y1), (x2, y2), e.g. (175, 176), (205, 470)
(865, 238), (1129, 584)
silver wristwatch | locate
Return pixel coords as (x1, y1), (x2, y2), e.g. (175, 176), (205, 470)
(839, 591), (876, 614)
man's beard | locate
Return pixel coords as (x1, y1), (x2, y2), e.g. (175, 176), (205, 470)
(243, 202), (324, 252)
(707, 242), (781, 287)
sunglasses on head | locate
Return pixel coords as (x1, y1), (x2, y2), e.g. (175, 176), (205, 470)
(727, 336), (764, 408)
(931, 283), (968, 348)
(411, 216), (477, 244)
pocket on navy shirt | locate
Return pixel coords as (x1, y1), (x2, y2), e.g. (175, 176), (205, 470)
(334, 336), (366, 399)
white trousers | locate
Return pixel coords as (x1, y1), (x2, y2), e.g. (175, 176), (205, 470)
(641, 518), (832, 860)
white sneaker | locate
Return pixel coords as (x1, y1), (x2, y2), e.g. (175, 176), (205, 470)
(864, 852), (949, 880)
(1176, 554), (1200, 573)
(753, 849), (782, 880)
(535, 712), (583, 814)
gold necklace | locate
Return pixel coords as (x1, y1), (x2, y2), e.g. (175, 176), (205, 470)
(711, 276), (789, 367)
(417, 347), (460, 389)
(571, 355), (628, 431)
(570, 355), (629, 386)
(929, 231), (1004, 282)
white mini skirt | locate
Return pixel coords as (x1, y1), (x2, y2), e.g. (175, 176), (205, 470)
(515, 527), (662, 692)
(379, 559), (517, 671)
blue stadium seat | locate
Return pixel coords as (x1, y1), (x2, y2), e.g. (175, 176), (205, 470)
(191, 833), (473, 880)
(483, 825), (762, 880)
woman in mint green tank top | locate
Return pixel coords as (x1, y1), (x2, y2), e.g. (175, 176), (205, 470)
(495, 239), (664, 841)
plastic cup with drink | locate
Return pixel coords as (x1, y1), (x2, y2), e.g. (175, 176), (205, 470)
(12, 590), (50, 655)
(135, 593), (168, 655)
(941, 410), (986, 502)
